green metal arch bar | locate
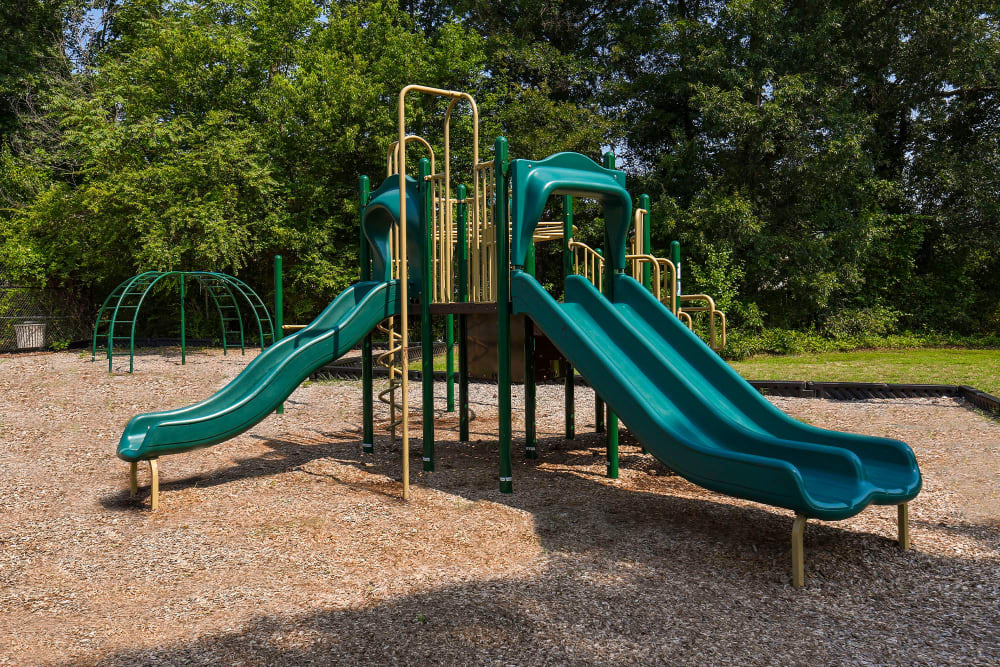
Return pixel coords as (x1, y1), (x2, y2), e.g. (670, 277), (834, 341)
(93, 271), (275, 373)
(206, 274), (246, 356)
(126, 272), (178, 373)
(226, 275), (275, 345)
(105, 271), (165, 371)
(198, 274), (235, 357)
(92, 271), (160, 362)
(126, 272), (242, 371)
(211, 273), (275, 351)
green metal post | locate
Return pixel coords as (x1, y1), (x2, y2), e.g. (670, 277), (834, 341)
(360, 175), (374, 452)
(603, 151), (619, 479)
(638, 194), (651, 455)
(640, 193), (652, 290)
(672, 240), (681, 312)
(446, 314), (455, 412)
(419, 158), (435, 472)
(495, 137), (513, 493)
(457, 184), (470, 442)
(524, 240), (537, 459)
(274, 256), (284, 414)
(562, 195), (575, 440)
(594, 247), (605, 434)
(179, 273), (186, 365)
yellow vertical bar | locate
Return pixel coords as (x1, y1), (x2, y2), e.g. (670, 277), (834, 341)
(898, 503), (910, 549)
(397, 89), (411, 501)
(792, 514), (806, 587)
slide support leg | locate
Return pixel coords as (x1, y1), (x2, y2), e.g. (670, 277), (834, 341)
(606, 410), (619, 478)
(898, 503), (910, 549)
(595, 394), (605, 433)
(362, 330), (374, 453)
(129, 462), (138, 498)
(459, 314), (469, 442)
(564, 360), (574, 439)
(274, 255), (284, 414)
(524, 316), (537, 459)
(148, 459), (159, 511)
(446, 314), (455, 412)
(792, 513), (806, 588)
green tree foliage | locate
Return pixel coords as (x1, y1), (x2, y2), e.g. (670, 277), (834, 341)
(1, 0), (486, 320)
(0, 0), (997, 335)
(615, 0), (1000, 332)
(0, 0), (73, 138)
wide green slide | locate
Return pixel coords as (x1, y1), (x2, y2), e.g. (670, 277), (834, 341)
(118, 280), (399, 462)
(512, 271), (921, 520)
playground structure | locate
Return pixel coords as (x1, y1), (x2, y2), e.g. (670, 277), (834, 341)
(116, 86), (921, 587)
(92, 271), (275, 373)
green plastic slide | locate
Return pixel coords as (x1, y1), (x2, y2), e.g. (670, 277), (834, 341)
(118, 280), (399, 462)
(512, 271), (921, 520)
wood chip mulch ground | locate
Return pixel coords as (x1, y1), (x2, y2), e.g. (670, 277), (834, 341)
(1, 348), (998, 665)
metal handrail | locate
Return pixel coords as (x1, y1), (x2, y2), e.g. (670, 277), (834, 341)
(569, 240), (604, 291)
(387, 135), (435, 177)
(677, 293), (727, 350)
(625, 254), (668, 313)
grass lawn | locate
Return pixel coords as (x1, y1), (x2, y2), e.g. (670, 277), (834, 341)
(729, 348), (1000, 396)
(406, 347), (1000, 396)
(409, 354), (451, 372)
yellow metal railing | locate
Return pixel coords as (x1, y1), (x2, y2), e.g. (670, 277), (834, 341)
(471, 159), (496, 303)
(566, 238), (730, 349)
(677, 294), (727, 351)
(569, 240), (604, 292)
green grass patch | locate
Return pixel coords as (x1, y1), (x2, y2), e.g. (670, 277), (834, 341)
(720, 328), (1000, 361)
(409, 354), (450, 372)
(729, 348), (1000, 396)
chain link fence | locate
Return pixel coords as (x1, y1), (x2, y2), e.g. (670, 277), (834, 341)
(0, 268), (91, 352)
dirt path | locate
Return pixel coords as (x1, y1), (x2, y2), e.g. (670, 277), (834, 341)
(1, 348), (997, 665)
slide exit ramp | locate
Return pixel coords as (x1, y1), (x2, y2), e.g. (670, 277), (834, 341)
(512, 271), (921, 521)
(118, 280), (399, 462)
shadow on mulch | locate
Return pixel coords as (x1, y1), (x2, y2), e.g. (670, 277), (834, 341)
(88, 427), (1000, 665)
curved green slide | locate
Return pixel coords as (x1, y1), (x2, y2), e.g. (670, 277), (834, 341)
(512, 271), (921, 520)
(118, 280), (399, 462)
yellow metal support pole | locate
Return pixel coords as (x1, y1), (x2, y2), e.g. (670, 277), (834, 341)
(396, 85), (480, 500)
(149, 459), (159, 511)
(129, 462), (137, 498)
(792, 513), (806, 587)
(398, 90), (412, 501)
(898, 503), (910, 549)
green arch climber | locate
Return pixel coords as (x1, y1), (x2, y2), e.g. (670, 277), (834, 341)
(92, 271), (275, 373)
